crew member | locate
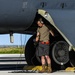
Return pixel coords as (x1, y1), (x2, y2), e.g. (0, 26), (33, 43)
(35, 18), (54, 73)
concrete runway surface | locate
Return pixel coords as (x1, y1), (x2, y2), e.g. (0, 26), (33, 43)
(0, 70), (75, 75)
(0, 54), (75, 75)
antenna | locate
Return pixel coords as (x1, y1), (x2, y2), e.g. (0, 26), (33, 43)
(10, 33), (14, 43)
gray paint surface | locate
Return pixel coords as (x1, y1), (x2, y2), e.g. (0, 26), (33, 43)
(46, 9), (75, 46)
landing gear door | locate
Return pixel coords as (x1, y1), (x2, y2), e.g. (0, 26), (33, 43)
(38, 9), (74, 50)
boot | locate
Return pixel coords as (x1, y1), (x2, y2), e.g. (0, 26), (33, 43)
(39, 65), (46, 73)
(47, 64), (52, 73)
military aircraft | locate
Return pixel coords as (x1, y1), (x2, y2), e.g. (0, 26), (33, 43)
(0, 0), (75, 71)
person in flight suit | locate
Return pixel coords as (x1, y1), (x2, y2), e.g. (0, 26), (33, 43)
(35, 18), (54, 73)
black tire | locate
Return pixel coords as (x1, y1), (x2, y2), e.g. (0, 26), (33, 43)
(25, 34), (41, 66)
(52, 41), (69, 65)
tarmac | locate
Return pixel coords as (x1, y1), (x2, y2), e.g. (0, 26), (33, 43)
(0, 54), (75, 75)
(0, 70), (75, 75)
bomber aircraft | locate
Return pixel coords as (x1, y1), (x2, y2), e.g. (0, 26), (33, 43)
(0, 0), (75, 71)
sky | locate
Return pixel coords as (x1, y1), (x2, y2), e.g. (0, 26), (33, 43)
(0, 34), (32, 45)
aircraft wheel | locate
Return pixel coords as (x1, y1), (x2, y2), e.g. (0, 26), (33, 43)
(25, 34), (41, 66)
(52, 41), (69, 65)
